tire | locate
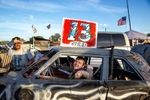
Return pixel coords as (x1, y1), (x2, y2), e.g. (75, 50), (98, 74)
(14, 88), (34, 100)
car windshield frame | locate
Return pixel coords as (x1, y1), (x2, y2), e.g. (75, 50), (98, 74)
(22, 48), (57, 76)
(34, 52), (60, 77)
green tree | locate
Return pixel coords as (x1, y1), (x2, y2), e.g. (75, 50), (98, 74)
(50, 33), (61, 41)
(147, 33), (150, 36)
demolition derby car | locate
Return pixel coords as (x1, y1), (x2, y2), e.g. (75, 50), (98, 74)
(0, 46), (150, 100)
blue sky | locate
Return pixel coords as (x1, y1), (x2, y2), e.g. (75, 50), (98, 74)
(0, 0), (150, 41)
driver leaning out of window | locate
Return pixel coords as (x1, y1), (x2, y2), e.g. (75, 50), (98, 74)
(69, 56), (92, 79)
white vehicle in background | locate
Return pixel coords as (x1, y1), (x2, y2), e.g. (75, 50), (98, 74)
(97, 32), (131, 51)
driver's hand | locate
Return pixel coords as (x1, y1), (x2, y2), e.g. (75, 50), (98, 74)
(75, 71), (82, 79)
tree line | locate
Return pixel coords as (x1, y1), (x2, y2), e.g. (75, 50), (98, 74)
(0, 33), (61, 45)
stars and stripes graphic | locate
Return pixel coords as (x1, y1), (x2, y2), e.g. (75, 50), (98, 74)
(117, 16), (126, 26)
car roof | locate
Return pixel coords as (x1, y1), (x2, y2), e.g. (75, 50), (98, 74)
(51, 46), (130, 57)
(35, 46), (150, 80)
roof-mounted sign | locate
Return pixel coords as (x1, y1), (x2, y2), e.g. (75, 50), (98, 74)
(61, 18), (98, 48)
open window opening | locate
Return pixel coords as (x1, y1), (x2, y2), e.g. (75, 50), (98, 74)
(109, 58), (142, 80)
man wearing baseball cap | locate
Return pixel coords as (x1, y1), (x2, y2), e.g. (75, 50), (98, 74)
(8, 37), (33, 70)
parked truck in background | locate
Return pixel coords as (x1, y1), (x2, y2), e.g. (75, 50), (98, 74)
(97, 32), (131, 51)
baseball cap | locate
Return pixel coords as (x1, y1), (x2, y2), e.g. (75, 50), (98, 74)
(6, 37), (21, 48)
(12, 37), (21, 43)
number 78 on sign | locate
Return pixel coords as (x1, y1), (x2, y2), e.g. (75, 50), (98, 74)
(61, 18), (98, 48)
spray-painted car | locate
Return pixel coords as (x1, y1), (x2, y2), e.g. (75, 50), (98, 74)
(0, 46), (150, 100)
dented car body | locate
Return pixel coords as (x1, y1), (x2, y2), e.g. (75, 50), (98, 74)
(0, 46), (150, 100)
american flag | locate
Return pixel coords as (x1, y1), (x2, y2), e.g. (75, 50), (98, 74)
(32, 25), (37, 33)
(117, 16), (126, 26)
(47, 24), (51, 29)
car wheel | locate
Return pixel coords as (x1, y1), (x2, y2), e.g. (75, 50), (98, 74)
(14, 87), (34, 100)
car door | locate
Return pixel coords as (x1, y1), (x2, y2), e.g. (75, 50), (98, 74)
(69, 80), (108, 100)
(106, 80), (149, 100)
(105, 58), (150, 100)
(69, 56), (108, 100)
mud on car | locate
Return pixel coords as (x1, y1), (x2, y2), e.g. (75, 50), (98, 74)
(0, 46), (150, 100)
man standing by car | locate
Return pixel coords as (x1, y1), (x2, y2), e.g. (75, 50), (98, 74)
(69, 56), (91, 79)
(8, 37), (33, 69)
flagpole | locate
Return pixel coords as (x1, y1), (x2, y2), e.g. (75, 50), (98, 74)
(33, 35), (34, 49)
(126, 0), (132, 30)
(32, 25), (35, 50)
